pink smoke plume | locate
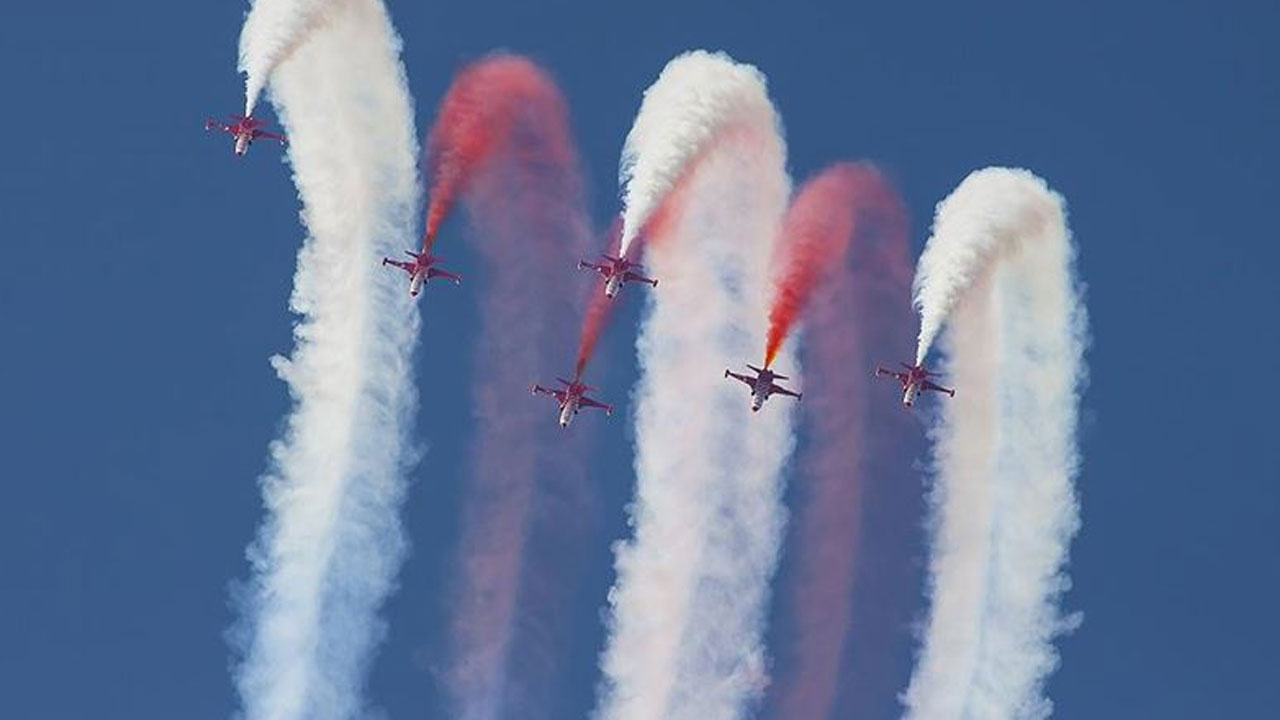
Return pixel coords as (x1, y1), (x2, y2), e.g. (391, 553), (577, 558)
(761, 164), (921, 720)
(434, 54), (597, 720)
(422, 54), (559, 250)
(575, 174), (691, 380)
(575, 218), (622, 378)
(764, 164), (864, 367)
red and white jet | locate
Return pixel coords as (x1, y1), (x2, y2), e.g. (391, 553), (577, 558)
(724, 364), (801, 412)
(382, 249), (461, 297)
(531, 376), (613, 428)
(204, 115), (286, 157)
(875, 362), (955, 408)
(578, 254), (658, 299)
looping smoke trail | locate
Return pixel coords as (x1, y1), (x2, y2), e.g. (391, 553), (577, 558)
(903, 167), (1087, 720)
(764, 163), (871, 368)
(239, 0), (339, 116)
(596, 50), (793, 720)
(616, 50), (773, 257)
(421, 55), (563, 247)
(759, 163), (914, 720)
(912, 169), (1060, 364)
(229, 1), (420, 719)
(576, 286), (614, 379)
(436, 55), (596, 720)
(575, 220), (623, 378)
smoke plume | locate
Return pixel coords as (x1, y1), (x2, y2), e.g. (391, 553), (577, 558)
(575, 220), (623, 378)
(435, 54), (597, 720)
(760, 164), (916, 720)
(421, 55), (558, 248)
(596, 50), (793, 720)
(230, 1), (421, 719)
(903, 167), (1088, 720)
(238, 0), (339, 116)
(616, 50), (776, 258)
(764, 163), (871, 367)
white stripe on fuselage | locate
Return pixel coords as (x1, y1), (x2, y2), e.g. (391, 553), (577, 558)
(560, 397), (579, 426)
(903, 383), (919, 407)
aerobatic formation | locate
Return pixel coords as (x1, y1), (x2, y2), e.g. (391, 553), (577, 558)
(216, 2), (1088, 719)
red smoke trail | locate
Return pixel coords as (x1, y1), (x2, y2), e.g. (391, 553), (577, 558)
(574, 219), (622, 379)
(422, 55), (558, 249)
(760, 164), (921, 720)
(763, 163), (867, 368)
(574, 175), (691, 379)
(435, 55), (598, 720)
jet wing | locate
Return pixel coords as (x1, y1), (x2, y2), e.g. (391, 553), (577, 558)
(427, 268), (462, 284)
(770, 383), (801, 399)
(922, 380), (954, 396)
(725, 371), (754, 387)
(622, 271), (657, 285)
(580, 397), (613, 415)
(531, 385), (567, 401)
(255, 130), (286, 142)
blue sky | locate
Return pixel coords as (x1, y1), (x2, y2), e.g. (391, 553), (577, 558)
(0, 1), (1276, 718)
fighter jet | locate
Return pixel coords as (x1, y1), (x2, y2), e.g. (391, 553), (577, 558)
(531, 375), (613, 427)
(578, 254), (658, 299)
(382, 249), (461, 297)
(724, 364), (801, 412)
(204, 115), (285, 157)
(875, 362), (955, 407)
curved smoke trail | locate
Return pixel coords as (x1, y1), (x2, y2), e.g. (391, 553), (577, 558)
(229, 1), (420, 719)
(433, 55), (597, 720)
(903, 167), (1087, 720)
(763, 164), (866, 368)
(238, 0), (338, 116)
(616, 50), (772, 258)
(596, 51), (793, 720)
(760, 164), (916, 720)
(421, 55), (548, 248)
(575, 220), (623, 378)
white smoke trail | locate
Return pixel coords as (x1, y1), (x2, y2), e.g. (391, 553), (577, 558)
(903, 167), (1087, 720)
(238, 0), (339, 116)
(596, 51), (793, 720)
(616, 50), (771, 258)
(230, 1), (420, 719)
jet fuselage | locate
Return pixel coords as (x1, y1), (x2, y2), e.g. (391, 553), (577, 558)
(902, 382), (921, 407)
(559, 396), (580, 427)
(604, 273), (623, 298)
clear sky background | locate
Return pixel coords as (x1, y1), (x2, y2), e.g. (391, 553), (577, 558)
(0, 1), (1276, 718)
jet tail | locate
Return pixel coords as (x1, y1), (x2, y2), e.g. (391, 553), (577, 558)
(748, 363), (788, 380)
(902, 361), (931, 374)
